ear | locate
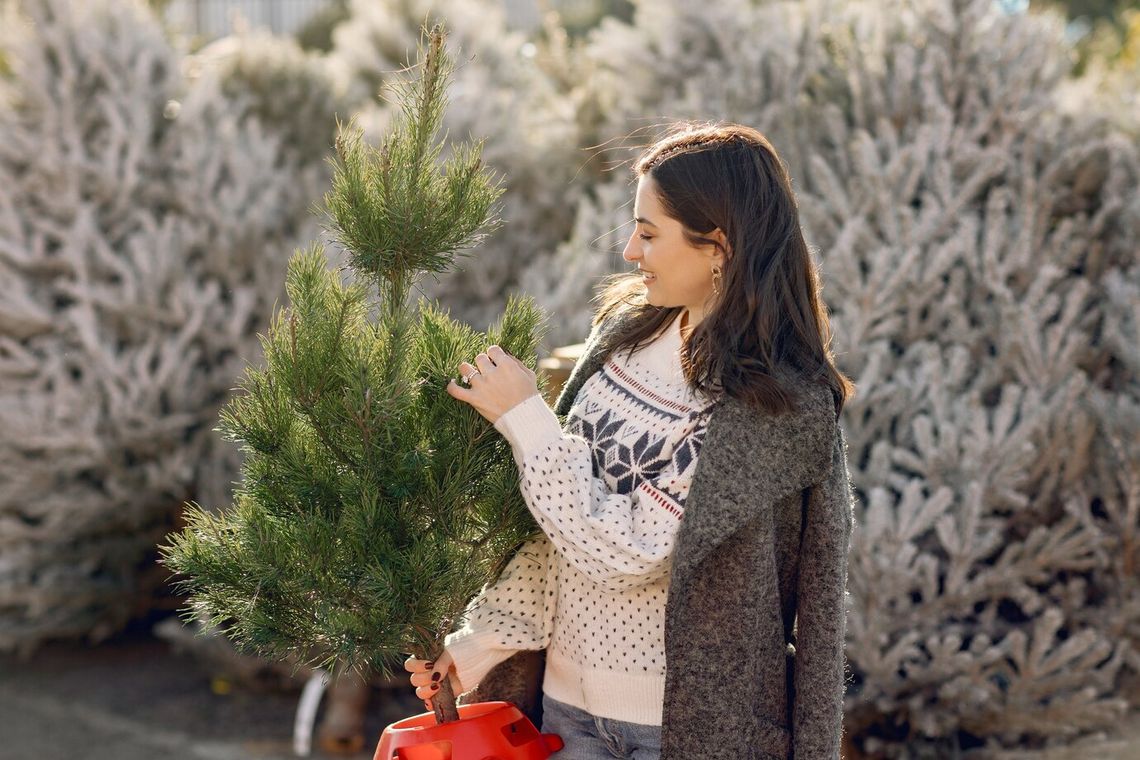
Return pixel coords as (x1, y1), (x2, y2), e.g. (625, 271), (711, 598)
(708, 228), (730, 262)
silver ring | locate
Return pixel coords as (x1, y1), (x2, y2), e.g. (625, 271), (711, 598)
(462, 369), (481, 384)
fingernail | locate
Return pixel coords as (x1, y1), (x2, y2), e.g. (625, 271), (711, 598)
(431, 683), (439, 690)
(424, 661), (434, 669)
(431, 672), (441, 681)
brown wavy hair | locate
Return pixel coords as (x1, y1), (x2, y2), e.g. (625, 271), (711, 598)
(591, 121), (855, 418)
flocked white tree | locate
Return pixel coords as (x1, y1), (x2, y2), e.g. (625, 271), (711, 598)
(785, 2), (1140, 753)
(0, 0), (337, 652)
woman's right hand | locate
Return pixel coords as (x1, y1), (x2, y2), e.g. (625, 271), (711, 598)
(403, 650), (463, 705)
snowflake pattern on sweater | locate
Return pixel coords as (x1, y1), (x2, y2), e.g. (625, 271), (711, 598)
(568, 358), (709, 510)
(445, 310), (718, 725)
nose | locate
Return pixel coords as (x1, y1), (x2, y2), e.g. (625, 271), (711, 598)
(621, 231), (640, 264)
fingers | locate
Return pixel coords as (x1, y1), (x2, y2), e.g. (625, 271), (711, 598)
(453, 345), (530, 390)
(488, 346), (534, 375)
(409, 669), (437, 687)
(405, 654), (437, 699)
(473, 345), (528, 373)
(414, 673), (445, 699)
(414, 660), (453, 699)
(404, 654), (458, 701)
(458, 361), (479, 382)
(404, 655), (434, 673)
(473, 351), (494, 374)
(408, 656), (442, 701)
(457, 347), (500, 384)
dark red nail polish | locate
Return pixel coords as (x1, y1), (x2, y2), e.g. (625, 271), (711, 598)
(431, 672), (441, 681)
(424, 661), (434, 669)
(431, 683), (439, 690)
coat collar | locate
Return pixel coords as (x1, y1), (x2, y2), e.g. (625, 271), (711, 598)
(552, 309), (837, 586)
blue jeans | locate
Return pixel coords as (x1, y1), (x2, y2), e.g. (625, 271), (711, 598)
(539, 693), (662, 759)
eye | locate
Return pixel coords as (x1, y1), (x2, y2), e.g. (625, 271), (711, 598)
(638, 234), (653, 241)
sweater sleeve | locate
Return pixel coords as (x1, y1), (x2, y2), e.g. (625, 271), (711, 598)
(492, 393), (686, 593)
(792, 424), (856, 759)
(443, 535), (557, 694)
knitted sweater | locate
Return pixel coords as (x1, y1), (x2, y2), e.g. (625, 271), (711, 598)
(456, 307), (855, 760)
(444, 309), (715, 725)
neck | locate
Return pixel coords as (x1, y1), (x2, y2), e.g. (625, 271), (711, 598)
(679, 306), (700, 340)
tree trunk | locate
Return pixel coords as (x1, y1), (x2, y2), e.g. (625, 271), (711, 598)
(431, 673), (461, 723)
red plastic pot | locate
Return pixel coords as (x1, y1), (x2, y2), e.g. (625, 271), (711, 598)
(373, 701), (564, 760)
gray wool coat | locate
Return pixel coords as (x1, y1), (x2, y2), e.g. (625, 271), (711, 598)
(458, 308), (856, 760)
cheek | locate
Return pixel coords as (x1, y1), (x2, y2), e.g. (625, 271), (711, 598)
(679, 263), (712, 293)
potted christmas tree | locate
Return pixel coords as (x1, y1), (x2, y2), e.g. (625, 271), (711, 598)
(160, 23), (564, 759)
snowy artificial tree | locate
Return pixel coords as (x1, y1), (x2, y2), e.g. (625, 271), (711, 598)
(785, 1), (1140, 754)
(160, 24), (551, 726)
(0, 0), (334, 653)
(188, 28), (343, 168)
(514, 0), (1140, 754)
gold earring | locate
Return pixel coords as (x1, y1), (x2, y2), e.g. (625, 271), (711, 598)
(711, 264), (723, 296)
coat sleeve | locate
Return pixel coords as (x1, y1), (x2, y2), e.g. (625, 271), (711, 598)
(443, 535), (557, 694)
(792, 423), (856, 759)
(492, 393), (687, 593)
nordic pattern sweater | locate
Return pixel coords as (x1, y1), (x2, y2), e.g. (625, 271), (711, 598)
(444, 309), (714, 725)
(455, 306), (855, 760)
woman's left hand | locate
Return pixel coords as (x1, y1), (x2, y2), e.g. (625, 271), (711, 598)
(446, 345), (540, 425)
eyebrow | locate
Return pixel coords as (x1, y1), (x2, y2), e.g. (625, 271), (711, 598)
(634, 216), (658, 228)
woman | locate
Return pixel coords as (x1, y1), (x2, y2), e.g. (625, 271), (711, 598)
(405, 122), (856, 760)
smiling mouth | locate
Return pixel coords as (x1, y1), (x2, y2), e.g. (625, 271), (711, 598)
(640, 271), (657, 280)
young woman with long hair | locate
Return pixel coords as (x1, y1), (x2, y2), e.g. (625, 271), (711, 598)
(406, 121), (856, 760)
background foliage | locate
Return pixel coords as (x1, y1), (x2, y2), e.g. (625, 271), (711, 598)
(1, 0), (1137, 755)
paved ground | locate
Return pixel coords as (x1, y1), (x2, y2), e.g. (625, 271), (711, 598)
(0, 618), (422, 760)
(3, 618), (1140, 760)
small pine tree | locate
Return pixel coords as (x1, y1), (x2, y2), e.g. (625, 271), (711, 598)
(159, 24), (549, 724)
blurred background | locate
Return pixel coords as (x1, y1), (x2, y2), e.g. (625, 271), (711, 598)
(0, 0), (1138, 757)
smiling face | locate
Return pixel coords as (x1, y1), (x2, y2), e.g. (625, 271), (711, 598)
(622, 173), (727, 329)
